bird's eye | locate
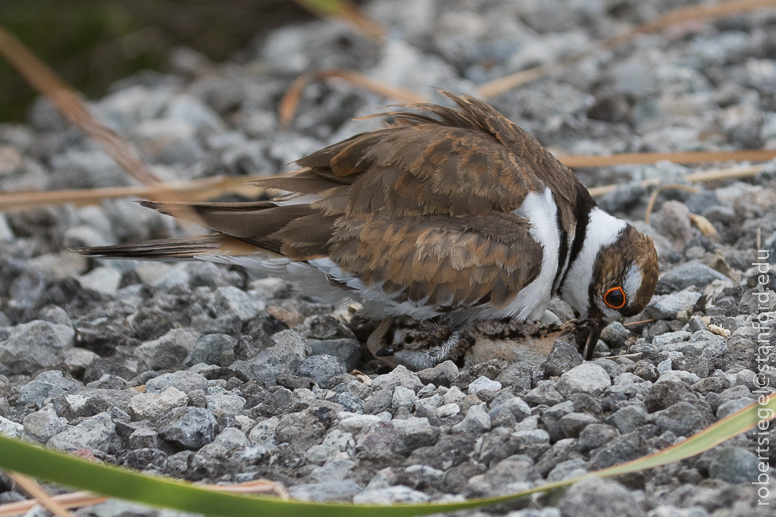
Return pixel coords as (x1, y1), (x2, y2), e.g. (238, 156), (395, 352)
(604, 286), (626, 309)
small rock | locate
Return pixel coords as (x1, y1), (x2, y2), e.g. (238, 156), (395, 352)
(308, 339), (361, 371)
(590, 432), (651, 469)
(355, 421), (400, 461)
(18, 370), (81, 408)
(716, 397), (754, 419)
(129, 387), (188, 421)
(541, 340), (584, 377)
(206, 392), (246, 414)
(578, 424), (619, 453)
(0, 321), (75, 375)
(214, 286), (264, 322)
(291, 479), (362, 502)
(135, 329), (199, 371)
(145, 370), (209, 395)
(0, 415), (23, 438)
(658, 261), (731, 290)
(702, 205), (735, 225)
(559, 412), (598, 438)
(647, 290), (702, 320)
(417, 360), (459, 387)
(22, 404), (68, 443)
(496, 362), (537, 393)
(688, 316), (707, 333)
(392, 417), (439, 453)
(557, 364), (611, 397)
(558, 477), (646, 517)
(47, 412), (120, 454)
(452, 403), (491, 434)
(77, 267), (122, 295)
(489, 397), (531, 428)
(524, 381), (565, 406)
(38, 305), (72, 327)
(353, 485), (430, 504)
(650, 201), (692, 251)
(304, 429), (356, 465)
(391, 385), (417, 409)
(296, 355), (347, 387)
(338, 414), (383, 433)
(308, 458), (357, 483)
(709, 447), (760, 484)
(605, 405), (648, 434)
(157, 407), (218, 450)
(600, 322), (632, 348)
(248, 416), (279, 448)
(184, 334), (237, 367)
(468, 376), (502, 396)
(547, 457), (588, 482)
(372, 365), (423, 391)
(509, 429), (551, 457)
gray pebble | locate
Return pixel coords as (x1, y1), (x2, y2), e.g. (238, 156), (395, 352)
(0, 321), (75, 375)
(605, 405), (648, 435)
(557, 363), (611, 397)
(559, 412), (598, 438)
(558, 477), (646, 517)
(709, 447), (761, 484)
(184, 334), (237, 367)
(296, 354), (347, 387)
(658, 260), (731, 290)
(157, 406), (218, 450)
(47, 412), (120, 454)
(647, 290), (702, 320)
(541, 340), (583, 377)
(308, 339), (361, 371)
(290, 479), (362, 502)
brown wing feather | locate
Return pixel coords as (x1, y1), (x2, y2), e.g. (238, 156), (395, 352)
(329, 212), (543, 311)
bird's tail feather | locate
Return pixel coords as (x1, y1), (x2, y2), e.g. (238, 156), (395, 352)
(73, 235), (270, 261)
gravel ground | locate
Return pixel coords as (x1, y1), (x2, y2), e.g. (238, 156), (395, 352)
(1, 1), (776, 516)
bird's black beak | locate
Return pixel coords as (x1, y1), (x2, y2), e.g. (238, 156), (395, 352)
(574, 317), (603, 361)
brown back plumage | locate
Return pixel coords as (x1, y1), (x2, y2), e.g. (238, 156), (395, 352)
(79, 92), (592, 312)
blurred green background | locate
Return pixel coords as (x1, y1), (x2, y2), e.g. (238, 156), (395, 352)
(0, 0), (314, 122)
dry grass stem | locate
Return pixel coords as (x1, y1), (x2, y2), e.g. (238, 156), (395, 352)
(206, 480), (289, 500)
(622, 319), (655, 327)
(0, 479), (288, 517)
(644, 184), (700, 224)
(0, 25), (161, 186)
(278, 69), (429, 128)
(477, 0), (776, 97)
(0, 490), (107, 517)
(587, 164), (765, 198)
(0, 175), (283, 213)
(6, 473), (78, 517)
(559, 149), (776, 169)
(688, 213), (719, 237)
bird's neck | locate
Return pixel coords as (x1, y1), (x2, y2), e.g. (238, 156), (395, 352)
(559, 207), (626, 316)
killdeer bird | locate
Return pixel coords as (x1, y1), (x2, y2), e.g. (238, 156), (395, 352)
(79, 92), (658, 364)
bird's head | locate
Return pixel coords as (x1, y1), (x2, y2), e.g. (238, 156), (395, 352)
(562, 209), (659, 359)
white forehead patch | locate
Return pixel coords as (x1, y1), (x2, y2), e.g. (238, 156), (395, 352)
(623, 264), (642, 305)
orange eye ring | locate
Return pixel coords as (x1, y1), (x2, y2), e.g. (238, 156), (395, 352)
(604, 286), (626, 309)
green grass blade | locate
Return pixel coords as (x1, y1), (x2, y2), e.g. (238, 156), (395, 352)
(292, 0), (349, 16)
(0, 397), (773, 516)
